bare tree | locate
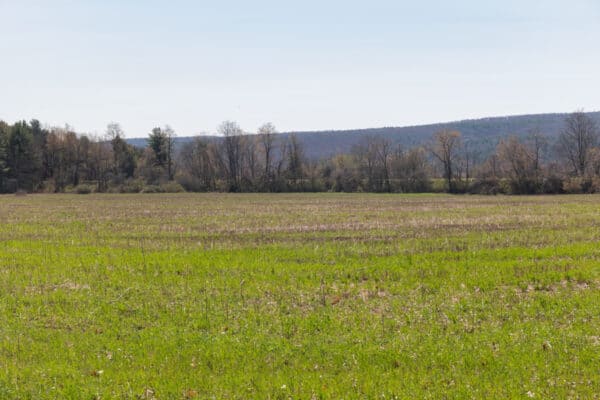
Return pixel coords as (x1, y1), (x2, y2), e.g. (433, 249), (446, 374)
(527, 129), (547, 175)
(428, 130), (462, 192)
(106, 122), (124, 141)
(179, 137), (215, 190)
(84, 133), (112, 191)
(352, 134), (392, 192)
(391, 146), (430, 192)
(257, 123), (277, 189)
(477, 154), (500, 180)
(375, 136), (392, 192)
(461, 139), (480, 183)
(274, 136), (288, 187)
(327, 154), (360, 192)
(243, 135), (257, 186)
(497, 136), (540, 193)
(559, 111), (598, 176)
(217, 121), (244, 191)
(285, 133), (304, 190)
(352, 137), (377, 190)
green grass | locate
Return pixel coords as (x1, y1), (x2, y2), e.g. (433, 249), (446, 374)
(0, 193), (599, 399)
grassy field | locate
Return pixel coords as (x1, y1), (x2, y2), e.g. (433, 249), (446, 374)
(0, 193), (599, 399)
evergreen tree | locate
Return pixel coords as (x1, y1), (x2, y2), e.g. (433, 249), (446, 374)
(0, 122), (9, 192)
(8, 121), (40, 191)
(112, 135), (137, 179)
(147, 126), (175, 181)
(148, 127), (168, 168)
(107, 123), (137, 180)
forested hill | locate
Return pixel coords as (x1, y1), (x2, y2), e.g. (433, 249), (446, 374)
(127, 112), (600, 159)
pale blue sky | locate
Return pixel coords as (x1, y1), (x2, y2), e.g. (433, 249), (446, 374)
(1, 0), (599, 137)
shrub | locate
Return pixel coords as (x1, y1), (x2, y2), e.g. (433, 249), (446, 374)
(469, 178), (504, 195)
(429, 179), (447, 193)
(562, 177), (584, 194)
(541, 175), (564, 194)
(587, 177), (600, 193)
(118, 179), (144, 193)
(75, 184), (94, 194)
(160, 182), (186, 193)
(141, 185), (164, 193)
(507, 178), (541, 195)
(177, 175), (210, 192)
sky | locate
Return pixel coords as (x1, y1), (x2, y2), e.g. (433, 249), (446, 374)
(1, 0), (599, 137)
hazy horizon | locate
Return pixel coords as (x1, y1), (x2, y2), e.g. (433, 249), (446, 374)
(1, 0), (599, 137)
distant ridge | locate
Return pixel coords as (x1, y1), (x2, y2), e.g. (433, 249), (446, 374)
(127, 112), (600, 160)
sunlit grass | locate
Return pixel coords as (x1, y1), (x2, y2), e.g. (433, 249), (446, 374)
(0, 193), (599, 398)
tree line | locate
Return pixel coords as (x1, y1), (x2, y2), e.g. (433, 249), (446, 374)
(0, 111), (599, 194)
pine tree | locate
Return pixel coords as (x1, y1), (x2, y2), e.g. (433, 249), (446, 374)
(8, 121), (40, 191)
(0, 122), (10, 191)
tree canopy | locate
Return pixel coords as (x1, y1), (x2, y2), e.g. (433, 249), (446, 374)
(1, 112), (600, 195)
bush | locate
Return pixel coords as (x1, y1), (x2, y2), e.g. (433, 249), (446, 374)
(562, 177), (600, 194)
(140, 185), (164, 193)
(587, 177), (600, 193)
(38, 181), (55, 193)
(541, 175), (564, 194)
(469, 178), (504, 195)
(117, 179), (144, 193)
(139, 183), (185, 193)
(160, 182), (186, 193)
(396, 178), (431, 194)
(562, 178), (584, 194)
(429, 179), (447, 193)
(580, 178), (600, 193)
(507, 178), (541, 195)
(177, 175), (210, 192)
(75, 184), (94, 194)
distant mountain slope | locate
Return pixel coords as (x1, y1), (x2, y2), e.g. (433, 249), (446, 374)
(127, 112), (600, 160)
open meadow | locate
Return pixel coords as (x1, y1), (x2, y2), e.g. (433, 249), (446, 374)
(0, 193), (599, 399)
